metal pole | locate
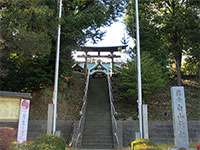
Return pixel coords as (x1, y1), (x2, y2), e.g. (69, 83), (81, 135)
(134, 0), (143, 138)
(52, 0), (63, 134)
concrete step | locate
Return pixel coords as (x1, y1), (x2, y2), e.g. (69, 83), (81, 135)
(81, 78), (114, 149)
(81, 143), (114, 149)
(82, 139), (113, 144)
(84, 127), (112, 131)
(85, 123), (112, 131)
(82, 135), (113, 141)
(85, 121), (111, 124)
(82, 132), (113, 137)
(85, 116), (111, 120)
(83, 133), (112, 137)
(86, 112), (111, 115)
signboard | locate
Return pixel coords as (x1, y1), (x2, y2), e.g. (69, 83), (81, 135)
(0, 97), (20, 120)
(17, 99), (30, 143)
(171, 86), (189, 149)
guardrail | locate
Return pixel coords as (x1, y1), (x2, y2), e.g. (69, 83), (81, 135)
(107, 74), (120, 149)
(70, 73), (90, 148)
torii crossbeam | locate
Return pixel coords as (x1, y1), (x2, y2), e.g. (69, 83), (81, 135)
(77, 45), (127, 73)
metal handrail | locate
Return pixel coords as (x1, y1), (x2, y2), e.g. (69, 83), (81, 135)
(70, 72), (90, 148)
(107, 74), (120, 148)
(114, 132), (119, 146)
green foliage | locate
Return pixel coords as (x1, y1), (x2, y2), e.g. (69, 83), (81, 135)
(125, 0), (169, 70)
(182, 58), (200, 76)
(0, 0), (57, 91)
(125, 0), (200, 85)
(0, 0), (126, 91)
(11, 142), (32, 150)
(32, 135), (66, 150)
(119, 53), (167, 102)
(130, 138), (160, 150)
(0, 53), (53, 91)
(1, 0), (55, 55)
(11, 135), (66, 150)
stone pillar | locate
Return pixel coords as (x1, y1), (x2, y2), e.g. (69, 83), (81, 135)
(143, 104), (149, 139)
(47, 104), (54, 134)
(171, 86), (189, 149)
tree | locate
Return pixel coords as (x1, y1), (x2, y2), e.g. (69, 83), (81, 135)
(0, 0), (126, 91)
(119, 52), (167, 103)
(125, 0), (169, 72)
(125, 0), (200, 85)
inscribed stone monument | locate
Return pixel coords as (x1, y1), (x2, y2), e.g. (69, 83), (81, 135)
(171, 86), (189, 149)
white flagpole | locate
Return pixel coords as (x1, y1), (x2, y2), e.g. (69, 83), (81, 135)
(135, 0), (143, 138)
(52, 0), (63, 134)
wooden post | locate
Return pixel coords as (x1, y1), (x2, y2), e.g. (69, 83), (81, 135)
(47, 104), (54, 134)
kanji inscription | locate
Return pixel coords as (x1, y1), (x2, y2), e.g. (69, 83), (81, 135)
(171, 86), (189, 149)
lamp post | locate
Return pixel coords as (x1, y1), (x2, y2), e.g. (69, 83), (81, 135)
(52, 0), (63, 134)
(134, 0), (143, 138)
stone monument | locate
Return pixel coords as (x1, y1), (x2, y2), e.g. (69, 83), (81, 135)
(171, 86), (189, 149)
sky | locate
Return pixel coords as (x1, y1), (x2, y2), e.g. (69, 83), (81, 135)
(74, 19), (134, 63)
(85, 20), (133, 47)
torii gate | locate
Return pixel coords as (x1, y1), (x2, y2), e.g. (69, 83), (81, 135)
(77, 45), (127, 74)
(52, 0), (144, 139)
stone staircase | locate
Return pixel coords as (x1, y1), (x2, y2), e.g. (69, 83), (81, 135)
(81, 77), (114, 149)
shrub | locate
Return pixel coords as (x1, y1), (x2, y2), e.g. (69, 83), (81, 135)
(130, 138), (160, 150)
(0, 127), (16, 150)
(10, 134), (66, 150)
(10, 142), (32, 150)
(32, 134), (66, 150)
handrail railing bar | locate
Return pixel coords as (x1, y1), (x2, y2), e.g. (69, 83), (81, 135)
(112, 116), (118, 129)
(114, 132), (119, 146)
(71, 72), (90, 148)
(107, 74), (120, 149)
(75, 133), (81, 147)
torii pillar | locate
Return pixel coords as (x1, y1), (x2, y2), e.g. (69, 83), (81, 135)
(111, 52), (114, 74)
(84, 51), (88, 75)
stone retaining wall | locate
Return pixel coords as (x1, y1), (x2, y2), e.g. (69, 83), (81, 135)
(0, 120), (74, 143)
(120, 120), (200, 146)
(0, 120), (199, 147)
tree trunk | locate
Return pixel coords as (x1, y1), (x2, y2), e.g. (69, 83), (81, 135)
(197, 63), (200, 80)
(175, 52), (182, 86)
